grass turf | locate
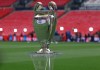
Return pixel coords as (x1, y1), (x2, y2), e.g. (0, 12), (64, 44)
(0, 42), (100, 70)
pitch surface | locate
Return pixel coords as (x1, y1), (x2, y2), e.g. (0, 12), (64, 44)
(0, 42), (100, 70)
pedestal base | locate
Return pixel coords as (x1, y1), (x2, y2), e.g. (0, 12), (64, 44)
(30, 52), (60, 70)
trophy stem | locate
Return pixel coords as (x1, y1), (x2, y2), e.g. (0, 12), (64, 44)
(37, 41), (53, 54)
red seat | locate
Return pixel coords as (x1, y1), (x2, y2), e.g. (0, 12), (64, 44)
(0, 11), (34, 35)
(57, 10), (100, 35)
(0, 0), (17, 7)
(0, 7), (13, 18)
(57, 10), (65, 18)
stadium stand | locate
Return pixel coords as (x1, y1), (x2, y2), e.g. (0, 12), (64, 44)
(0, 0), (99, 42)
(0, 0), (17, 7)
(70, 0), (84, 10)
(0, 11), (34, 35)
(80, 0), (100, 10)
(0, 7), (13, 18)
(84, 0), (100, 6)
(56, 10), (65, 18)
(57, 10), (100, 35)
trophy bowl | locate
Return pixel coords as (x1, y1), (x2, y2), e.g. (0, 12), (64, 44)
(33, 1), (57, 54)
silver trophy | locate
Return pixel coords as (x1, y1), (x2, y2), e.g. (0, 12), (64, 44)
(31, 2), (58, 70)
(34, 1), (57, 54)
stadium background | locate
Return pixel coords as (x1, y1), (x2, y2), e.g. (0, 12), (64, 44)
(0, 0), (100, 70)
(0, 0), (100, 42)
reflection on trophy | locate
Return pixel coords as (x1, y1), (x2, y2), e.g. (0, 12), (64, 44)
(34, 1), (57, 53)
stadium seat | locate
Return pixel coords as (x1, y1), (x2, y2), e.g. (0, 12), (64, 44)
(81, 0), (100, 10)
(0, 7), (13, 18)
(57, 10), (100, 35)
(0, 0), (17, 7)
(56, 10), (65, 18)
(0, 11), (34, 35)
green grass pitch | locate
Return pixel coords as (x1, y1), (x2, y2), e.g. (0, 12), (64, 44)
(0, 42), (100, 70)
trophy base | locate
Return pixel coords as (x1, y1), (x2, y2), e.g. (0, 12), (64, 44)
(30, 51), (59, 70)
(36, 48), (54, 54)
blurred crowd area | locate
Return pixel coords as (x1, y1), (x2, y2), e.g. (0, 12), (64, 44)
(56, 31), (100, 43)
(0, 31), (100, 43)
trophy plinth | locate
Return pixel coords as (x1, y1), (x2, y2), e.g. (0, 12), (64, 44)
(30, 52), (60, 70)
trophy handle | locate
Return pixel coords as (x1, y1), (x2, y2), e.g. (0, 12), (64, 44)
(47, 1), (57, 42)
(48, 1), (57, 11)
(34, 2), (43, 12)
(48, 12), (57, 42)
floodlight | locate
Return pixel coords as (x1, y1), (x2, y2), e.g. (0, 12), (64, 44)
(89, 27), (93, 32)
(74, 28), (78, 32)
(14, 28), (17, 32)
(0, 28), (3, 31)
(60, 26), (64, 31)
(23, 28), (27, 32)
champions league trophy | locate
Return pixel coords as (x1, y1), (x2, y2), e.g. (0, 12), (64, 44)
(34, 1), (57, 54)
(31, 1), (58, 70)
